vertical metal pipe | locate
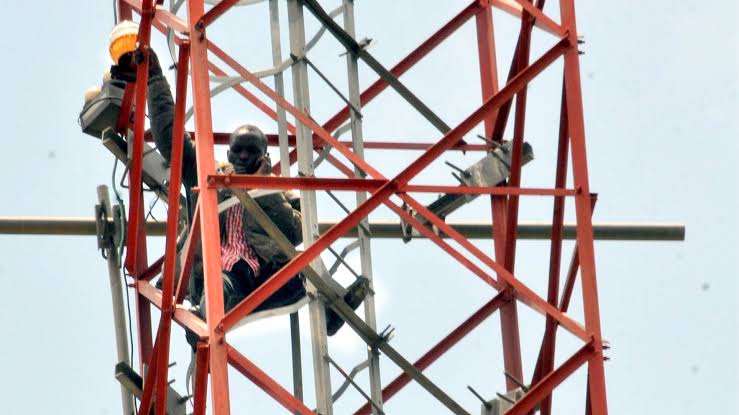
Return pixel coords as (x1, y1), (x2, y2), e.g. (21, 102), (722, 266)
(286, 1), (334, 412)
(97, 185), (135, 415)
(341, 0), (383, 411)
(269, 0), (304, 403)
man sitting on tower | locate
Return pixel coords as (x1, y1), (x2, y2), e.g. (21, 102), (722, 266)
(110, 47), (368, 340)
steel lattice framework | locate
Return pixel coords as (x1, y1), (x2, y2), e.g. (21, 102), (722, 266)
(114, 0), (608, 413)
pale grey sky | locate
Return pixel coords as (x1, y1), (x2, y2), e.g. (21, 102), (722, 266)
(0, 1), (736, 414)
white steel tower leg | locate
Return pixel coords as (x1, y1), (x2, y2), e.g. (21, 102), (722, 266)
(287, 1), (333, 413)
(341, 1), (384, 412)
(269, 0), (305, 404)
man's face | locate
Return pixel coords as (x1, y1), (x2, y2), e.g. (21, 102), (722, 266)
(227, 134), (266, 174)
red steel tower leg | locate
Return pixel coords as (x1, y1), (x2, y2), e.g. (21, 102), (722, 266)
(475, 1), (525, 390)
(559, 0), (608, 413)
(186, 1), (231, 413)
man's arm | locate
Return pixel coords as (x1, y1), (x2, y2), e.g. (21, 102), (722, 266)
(146, 51), (198, 189)
(253, 158), (302, 246)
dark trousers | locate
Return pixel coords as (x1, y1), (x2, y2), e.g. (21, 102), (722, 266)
(199, 260), (306, 314)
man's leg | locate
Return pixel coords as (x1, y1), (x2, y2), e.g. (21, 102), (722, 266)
(254, 261), (307, 311)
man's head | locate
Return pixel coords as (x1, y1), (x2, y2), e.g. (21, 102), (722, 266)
(227, 124), (268, 174)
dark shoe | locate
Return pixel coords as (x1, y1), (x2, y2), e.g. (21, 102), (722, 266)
(326, 277), (371, 336)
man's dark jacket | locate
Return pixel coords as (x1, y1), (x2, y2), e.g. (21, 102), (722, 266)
(146, 70), (303, 301)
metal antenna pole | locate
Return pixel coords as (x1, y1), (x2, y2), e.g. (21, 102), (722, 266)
(341, 0), (384, 412)
(287, 0), (333, 412)
(96, 185), (135, 415)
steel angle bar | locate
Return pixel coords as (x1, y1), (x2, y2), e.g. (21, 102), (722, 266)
(137, 280), (209, 338)
(121, 0), (189, 33)
(298, 54), (363, 118)
(332, 358), (370, 403)
(192, 343), (210, 415)
(399, 194), (588, 341)
(140, 40), (574, 346)
(532, 80), (569, 415)
(491, 0), (562, 36)
(383, 202), (501, 290)
(225, 191), (470, 415)
(124, 0), (155, 273)
(321, 0), (483, 135)
(325, 356), (384, 414)
(117, 0), (133, 20)
(354, 291), (509, 415)
(191, 5), (345, 123)
(505, 341), (594, 415)
(289, 40), (574, 304)
(508, 0), (564, 35)
(326, 246), (362, 280)
(175, 203), (202, 304)
(285, 2), (334, 410)
(495, 0), (540, 389)
(206, 62), (297, 134)
(226, 346), (315, 415)
(185, 0), (232, 412)
(323, 189), (372, 238)
(531, 197), (595, 412)
(206, 41), (385, 180)
(489, 0), (546, 144)
(328, 240), (361, 276)
(207, 175), (385, 192)
(559, 0), (609, 410)
(202, 3), (343, 82)
(140, 256), (165, 281)
(200, 0), (240, 28)
(126, 2), (300, 138)
(301, 0), (453, 136)
(180, 132), (488, 151)
(268, 0), (292, 181)
(537, 78), (570, 415)
(217, 36), (569, 193)
(204, 23), (542, 186)
(149, 42), (190, 415)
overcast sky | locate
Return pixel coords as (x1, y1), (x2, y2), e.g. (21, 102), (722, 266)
(0, 1), (736, 414)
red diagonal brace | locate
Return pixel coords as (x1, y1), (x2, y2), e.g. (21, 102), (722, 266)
(220, 37), (571, 331)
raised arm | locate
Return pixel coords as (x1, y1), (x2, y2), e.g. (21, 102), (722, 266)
(145, 50), (198, 189)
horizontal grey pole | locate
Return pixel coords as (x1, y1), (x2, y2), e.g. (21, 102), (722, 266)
(0, 216), (684, 241)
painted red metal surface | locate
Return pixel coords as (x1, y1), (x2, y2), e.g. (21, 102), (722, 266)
(355, 291), (509, 415)
(226, 346), (315, 414)
(206, 174), (576, 196)
(506, 341), (594, 415)
(220, 37), (571, 333)
(476, 1), (524, 390)
(152, 42), (190, 415)
(118, 1), (608, 413)
(193, 343), (210, 415)
(185, 0), (232, 411)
